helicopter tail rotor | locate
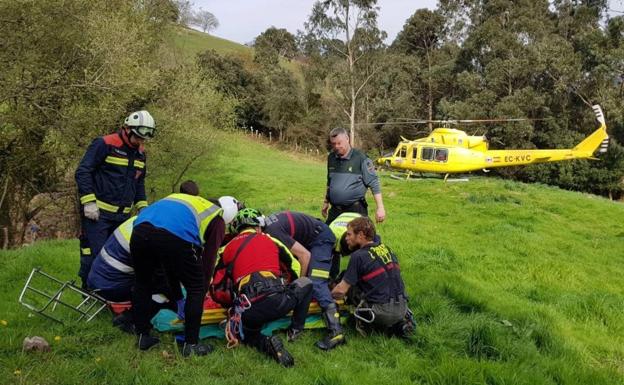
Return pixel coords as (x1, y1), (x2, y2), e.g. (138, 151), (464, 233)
(592, 105), (605, 125)
(598, 137), (609, 154)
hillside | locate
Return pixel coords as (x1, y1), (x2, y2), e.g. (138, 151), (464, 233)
(1, 132), (623, 385)
(169, 27), (253, 60)
(166, 27), (302, 77)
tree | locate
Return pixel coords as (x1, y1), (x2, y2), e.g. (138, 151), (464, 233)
(392, 9), (451, 131)
(197, 49), (268, 133)
(193, 8), (219, 33)
(149, 64), (237, 196)
(435, 0), (624, 196)
(174, 0), (194, 27)
(305, 0), (385, 146)
(260, 67), (303, 142)
(254, 27), (298, 66)
(0, 0), (171, 246)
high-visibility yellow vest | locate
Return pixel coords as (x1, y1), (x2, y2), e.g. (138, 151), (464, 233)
(135, 193), (223, 246)
(112, 216), (136, 253)
(163, 194), (223, 244)
(329, 212), (362, 253)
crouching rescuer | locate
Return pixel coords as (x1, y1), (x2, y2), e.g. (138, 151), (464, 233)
(215, 208), (313, 367)
(264, 211), (345, 350)
(331, 217), (414, 338)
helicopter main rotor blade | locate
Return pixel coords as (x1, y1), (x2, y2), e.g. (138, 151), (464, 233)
(396, 118), (551, 124)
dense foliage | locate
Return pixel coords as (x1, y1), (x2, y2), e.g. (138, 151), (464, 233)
(0, 0), (236, 246)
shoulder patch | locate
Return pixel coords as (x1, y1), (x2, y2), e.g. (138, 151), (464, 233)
(365, 159), (376, 174)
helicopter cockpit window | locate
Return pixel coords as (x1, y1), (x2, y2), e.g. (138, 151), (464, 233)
(398, 146), (407, 158)
(421, 147), (434, 161)
(435, 148), (448, 162)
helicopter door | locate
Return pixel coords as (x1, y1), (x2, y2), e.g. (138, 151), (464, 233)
(394, 145), (408, 165)
(410, 146), (417, 164)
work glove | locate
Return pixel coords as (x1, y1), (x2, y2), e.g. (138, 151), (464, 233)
(84, 202), (99, 221)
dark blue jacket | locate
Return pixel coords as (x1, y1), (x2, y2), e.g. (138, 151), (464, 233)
(87, 220), (134, 292)
(75, 130), (147, 216)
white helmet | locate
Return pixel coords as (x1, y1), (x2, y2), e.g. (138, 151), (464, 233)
(218, 196), (242, 225)
(124, 110), (155, 139)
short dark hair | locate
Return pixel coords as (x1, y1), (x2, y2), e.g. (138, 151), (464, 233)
(348, 217), (375, 241)
(179, 180), (199, 196)
(329, 127), (349, 139)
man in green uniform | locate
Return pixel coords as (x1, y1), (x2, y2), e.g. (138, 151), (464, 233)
(322, 127), (386, 224)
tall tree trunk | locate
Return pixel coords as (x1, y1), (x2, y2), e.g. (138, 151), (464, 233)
(426, 42), (433, 132)
(345, 2), (356, 146)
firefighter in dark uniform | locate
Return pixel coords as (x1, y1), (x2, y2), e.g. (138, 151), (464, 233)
(264, 211), (345, 350)
(332, 217), (414, 339)
(220, 208), (313, 367)
(321, 127), (386, 224)
(75, 110), (155, 289)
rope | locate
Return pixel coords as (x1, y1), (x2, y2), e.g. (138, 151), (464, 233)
(224, 294), (251, 349)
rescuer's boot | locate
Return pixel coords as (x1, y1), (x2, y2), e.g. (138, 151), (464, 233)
(315, 303), (346, 351)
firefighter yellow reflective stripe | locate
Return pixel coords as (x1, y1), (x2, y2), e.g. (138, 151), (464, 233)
(100, 247), (134, 273)
(96, 200), (132, 214)
(105, 156), (129, 166)
(135, 200), (148, 209)
(81, 248), (91, 256)
(113, 216), (136, 252)
(80, 194), (96, 204)
(163, 194), (222, 243)
(96, 200), (118, 212)
(134, 160), (145, 169)
(311, 269), (330, 279)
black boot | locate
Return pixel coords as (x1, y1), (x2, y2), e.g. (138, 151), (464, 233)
(262, 335), (294, 367)
(315, 303), (346, 351)
(137, 333), (160, 351)
(389, 309), (416, 340)
(286, 327), (304, 342)
(389, 320), (414, 339)
(180, 342), (213, 357)
(112, 310), (135, 334)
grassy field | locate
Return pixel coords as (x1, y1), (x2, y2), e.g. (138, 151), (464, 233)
(1, 131), (624, 385)
(168, 27), (253, 61)
(165, 27), (302, 79)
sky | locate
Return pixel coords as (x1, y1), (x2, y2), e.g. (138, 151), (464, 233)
(192, 0), (438, 45)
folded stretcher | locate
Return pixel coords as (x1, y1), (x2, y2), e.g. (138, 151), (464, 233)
(20, 268), (350, 337)
(18, 268), (109, 324)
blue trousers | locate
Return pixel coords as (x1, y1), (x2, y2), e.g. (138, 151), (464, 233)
(78, 214), (125, 285)
(308, 225), (337, 309)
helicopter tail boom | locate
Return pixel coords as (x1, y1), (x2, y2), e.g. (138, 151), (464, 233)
(571, 105), (608, 156)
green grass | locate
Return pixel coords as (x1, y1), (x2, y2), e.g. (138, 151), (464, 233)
(1, 131), (624, 384)
(168, 27), (254, 61)
(166, 26), (303, 82)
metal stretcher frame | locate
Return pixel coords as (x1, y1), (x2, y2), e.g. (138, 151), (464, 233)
(18, 267), (109, 324)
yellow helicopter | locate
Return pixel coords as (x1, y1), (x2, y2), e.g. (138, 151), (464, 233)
(377, 105), (608, 180)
